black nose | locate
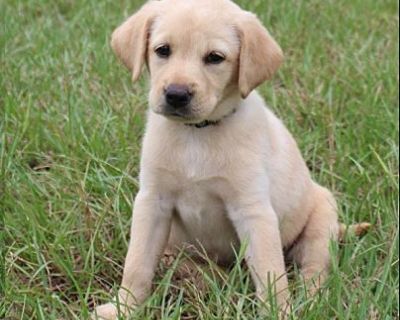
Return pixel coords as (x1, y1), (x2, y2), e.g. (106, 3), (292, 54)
(165, 84), (192, 108)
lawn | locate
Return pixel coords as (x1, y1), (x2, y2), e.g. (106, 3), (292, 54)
(2, 0), (399, 319)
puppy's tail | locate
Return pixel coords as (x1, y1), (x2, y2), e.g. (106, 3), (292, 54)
(338, 222), (372, 242)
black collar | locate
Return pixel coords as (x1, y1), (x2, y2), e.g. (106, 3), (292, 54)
(185, 108), (236, 129)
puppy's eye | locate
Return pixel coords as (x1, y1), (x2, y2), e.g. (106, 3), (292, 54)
(204, 51), (225, 64)
(155, 44), (171, 58)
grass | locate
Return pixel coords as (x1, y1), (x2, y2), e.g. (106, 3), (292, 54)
(1, 0), (398, 319)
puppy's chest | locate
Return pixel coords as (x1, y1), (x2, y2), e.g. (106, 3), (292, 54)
(154, 142), (233, 221)
(186, 139), (226, 169)
(164, 136), (230, 180)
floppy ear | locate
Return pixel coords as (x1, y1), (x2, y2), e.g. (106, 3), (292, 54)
(236, 13), (284, 98)
(111, 1), (159, 82)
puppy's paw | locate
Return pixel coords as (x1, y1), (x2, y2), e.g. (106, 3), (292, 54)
(91, 303), (119, 320)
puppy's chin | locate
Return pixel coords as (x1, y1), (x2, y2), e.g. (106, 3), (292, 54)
(151, 104), (215, 124)
(151, 106), (190, 121)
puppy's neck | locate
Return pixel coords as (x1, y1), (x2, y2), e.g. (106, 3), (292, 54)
(184, 108), (237, 128)
(203, 91), (242, 123)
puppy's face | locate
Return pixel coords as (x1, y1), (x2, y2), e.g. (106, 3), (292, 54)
(111, 0), (283, 123)
(148, 10), (239, 122)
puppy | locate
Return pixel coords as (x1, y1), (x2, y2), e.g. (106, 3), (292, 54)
(93, 0), (339, 318)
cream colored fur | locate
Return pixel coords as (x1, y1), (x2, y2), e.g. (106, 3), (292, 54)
(93, 0), (339, 318)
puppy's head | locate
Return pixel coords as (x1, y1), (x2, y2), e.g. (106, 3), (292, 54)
(112, 0), (283, 123)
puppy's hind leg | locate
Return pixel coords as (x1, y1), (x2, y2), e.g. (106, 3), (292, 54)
(288, 185), (339, 294)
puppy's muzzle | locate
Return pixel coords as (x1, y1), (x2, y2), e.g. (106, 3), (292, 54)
(164, 84), (193, 117)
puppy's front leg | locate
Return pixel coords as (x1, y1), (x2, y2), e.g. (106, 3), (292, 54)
(94, 191), (172, 319)
(228, 201), (289, 308)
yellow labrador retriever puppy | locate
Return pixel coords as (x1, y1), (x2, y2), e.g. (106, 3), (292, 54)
(94, 0), (339, 318)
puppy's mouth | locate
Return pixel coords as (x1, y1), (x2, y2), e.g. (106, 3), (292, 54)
(154, 103), (201, 123)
